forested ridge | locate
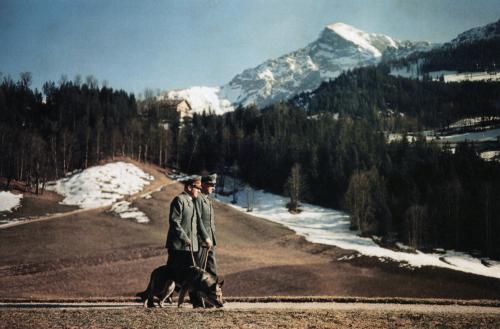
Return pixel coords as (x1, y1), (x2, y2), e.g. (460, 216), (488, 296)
(295, 65), (500, 131)
(386, 36), (500, 75)
(1, 70), (499, 259)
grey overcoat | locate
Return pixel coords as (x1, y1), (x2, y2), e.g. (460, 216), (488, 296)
(165, 191), (209, 252)
(195, 193), (216, 246)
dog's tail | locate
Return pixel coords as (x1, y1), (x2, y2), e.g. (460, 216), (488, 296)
(135, 290), (147, 300)
(135, 280), (151, 301)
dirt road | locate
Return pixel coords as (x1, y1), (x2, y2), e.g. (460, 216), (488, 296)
(1, 301), (499, 328)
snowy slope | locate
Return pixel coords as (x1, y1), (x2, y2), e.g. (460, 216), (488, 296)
(46, 162), (153, 209)
(45, 162), (154, 223)
(162, 22), (430, 113)
(214, 179), (500, 279)
(0, 191), (23, 213)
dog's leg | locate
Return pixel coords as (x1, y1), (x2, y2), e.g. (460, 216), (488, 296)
(145, 278), (156, 308)
(201, 294), (206, 309)
(159, 281), (175, 308)
(166, 281), (175, 304)
(142, 270), (156, 308)
(177, 285), (188, 308)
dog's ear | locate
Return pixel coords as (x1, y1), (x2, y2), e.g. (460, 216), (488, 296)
(216, 276), (224, 287)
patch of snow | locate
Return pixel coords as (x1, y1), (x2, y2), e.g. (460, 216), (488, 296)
(0, 191), (23, 212)
(214, 178), (500, 279)
(45, 162), (154, 209)
(110, 201), (150, 223)
(442, 71), (500, 83)
(427, 70), (454, 79)
(386, 133), (424, 143)
(384, 35), (398, 49)
(306, 56), (318, 70)
(439, 127), (500, 143)
(449, 116), (500, 128)
(390, 67), (500, 83)
(481, 150), (500, 161)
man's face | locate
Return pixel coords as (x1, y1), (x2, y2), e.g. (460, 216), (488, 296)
(202, 183), (215, 195)
(187, 181), (202, 197)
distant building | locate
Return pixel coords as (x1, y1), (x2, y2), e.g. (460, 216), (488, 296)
(139, 97), (193, 130)
(159, 99), (192, 122)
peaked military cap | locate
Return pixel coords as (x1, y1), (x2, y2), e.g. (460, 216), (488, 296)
(202, 173), (217, 185)
(183, 175), (202, 187)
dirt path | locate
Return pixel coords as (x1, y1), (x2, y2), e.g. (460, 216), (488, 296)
(0, 298), (500, 316)
(1, 301), (499, 329)
(1, 301), (499, 313)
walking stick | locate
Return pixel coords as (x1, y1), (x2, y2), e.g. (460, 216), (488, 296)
(202, 246), (209, 270)
(189, 244), (197, 267)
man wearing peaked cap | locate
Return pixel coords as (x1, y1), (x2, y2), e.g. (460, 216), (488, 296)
(165, 175), (210, 303)
(195, 173), (218, 277)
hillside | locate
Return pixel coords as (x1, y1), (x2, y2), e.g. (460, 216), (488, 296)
(0, 160), (499, 300)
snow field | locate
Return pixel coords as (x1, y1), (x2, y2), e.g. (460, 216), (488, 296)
(46, 162), (154, 223)
(0, 191), (23, 213)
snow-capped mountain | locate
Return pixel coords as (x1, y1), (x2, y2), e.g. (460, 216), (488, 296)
(161, 22), (432, 113)
(220, 23), (431, 109)
(450, 18), (500, 45)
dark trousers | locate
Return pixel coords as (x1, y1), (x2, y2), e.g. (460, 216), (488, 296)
(198, 247), (217, 277)
(166, 250), (199, 280)
(166, 249), (202, 307)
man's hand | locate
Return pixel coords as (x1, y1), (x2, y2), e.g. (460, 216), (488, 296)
(184, 239), (192, 247)
(204, 239), (213, 249)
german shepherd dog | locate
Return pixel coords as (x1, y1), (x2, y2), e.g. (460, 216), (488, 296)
(136, 265), (224, 308)
(136, 265), (176, 308)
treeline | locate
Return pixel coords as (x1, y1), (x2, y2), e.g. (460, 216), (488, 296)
(295, 66), (500, 130)
(181, 106), (500, 258)
(0, 74), (177, 191)
(421, 37), (500, 73)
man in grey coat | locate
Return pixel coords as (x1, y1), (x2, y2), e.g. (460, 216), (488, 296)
(195, 174), (218, 277)
(165, 176), (211, 281)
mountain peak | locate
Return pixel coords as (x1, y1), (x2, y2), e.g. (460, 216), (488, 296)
(325, 22), (354, 31)
(320, 22), (390, 58)
(325, 22), (365, 34)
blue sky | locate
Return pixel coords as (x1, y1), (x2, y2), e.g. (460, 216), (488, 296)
(1, 0), (500, 96)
